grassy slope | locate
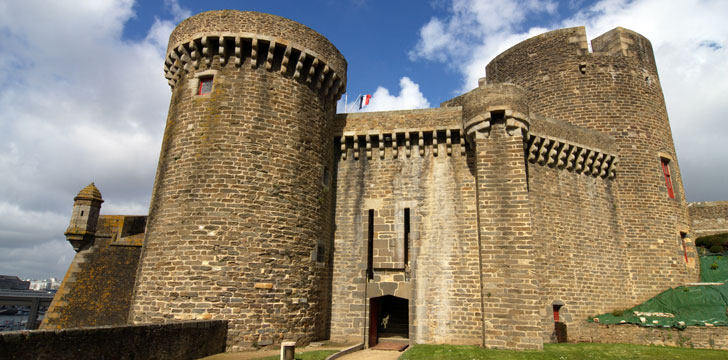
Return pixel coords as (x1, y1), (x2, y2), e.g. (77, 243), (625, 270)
(399, 343), (728, 359)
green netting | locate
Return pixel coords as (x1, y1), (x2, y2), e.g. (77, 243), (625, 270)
(699, 254), (728, 283)
(589, 255), (728, 328)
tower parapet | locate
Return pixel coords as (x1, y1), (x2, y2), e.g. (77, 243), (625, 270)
(163, 11), (346, 100)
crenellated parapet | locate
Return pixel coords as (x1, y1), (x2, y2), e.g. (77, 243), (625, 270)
(164, 10), (347, 101)
(336, 128), (466, 161)
(164, 34), (345, 100)
(525, 133), (618, 179)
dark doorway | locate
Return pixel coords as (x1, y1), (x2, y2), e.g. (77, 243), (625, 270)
(553, 304), (567, 343)
(369, 295), (408, 347)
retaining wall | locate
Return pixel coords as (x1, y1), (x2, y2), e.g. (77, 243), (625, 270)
(0, 320), (227, 360)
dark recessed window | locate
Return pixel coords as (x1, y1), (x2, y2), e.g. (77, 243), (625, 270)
(198, 77), (213, 95)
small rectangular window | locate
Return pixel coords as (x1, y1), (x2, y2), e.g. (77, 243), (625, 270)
(661, 159), (674, 199)
(198, 77), (213, 95)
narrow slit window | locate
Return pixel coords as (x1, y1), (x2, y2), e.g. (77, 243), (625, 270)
(404, 208), (410, 265)
(198, 77), (213, 95)
(367, 209), (374, 280)
(661, 159), (675, 199)
(680, 232), (688, 263)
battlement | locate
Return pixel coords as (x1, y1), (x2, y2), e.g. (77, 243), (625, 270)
(486, 26), (657, 84)
(164, 11), (346, 100)
(591, 27), (656, 66)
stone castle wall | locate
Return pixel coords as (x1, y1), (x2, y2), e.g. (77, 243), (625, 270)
(330, 108), (483, 345)
(485, 26), (699, 303)
(41, 215), (144, 329)
(2, 321), (226, 360)
(129, 10), (346, 350)
(525, 115), (630, 341)
(688, 201), (728, 237)
(42, 11), (707, 354)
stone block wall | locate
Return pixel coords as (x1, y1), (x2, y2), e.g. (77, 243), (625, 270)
(526, 114), (629, 341)
(1, 320), (227, 360)
(485, 26), (699, 303)
(472, 126), (542, 350)
(688, 201), (728, 237)
(330, 108), (483, 345)
(41, 215), (144, 329)
(578, 322), (728, 350)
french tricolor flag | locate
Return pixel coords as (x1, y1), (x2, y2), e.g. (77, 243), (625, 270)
(359, 94), (371, 109)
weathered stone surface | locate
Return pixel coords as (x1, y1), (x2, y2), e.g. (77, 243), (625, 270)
(129, 10), (344, 351)
(2, 321), (227, 360)
(688, 201), (728, 237)
(42, 214), (145, 329)
(51, 12), (709, 352)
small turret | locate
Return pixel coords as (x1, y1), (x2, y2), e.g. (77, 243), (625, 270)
(65, 182), (103, 252)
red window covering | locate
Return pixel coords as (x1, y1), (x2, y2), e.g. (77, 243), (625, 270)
(661, 159), (674, 199)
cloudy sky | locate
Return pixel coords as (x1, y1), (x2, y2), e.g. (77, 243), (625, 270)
(0, 0), (725, 279)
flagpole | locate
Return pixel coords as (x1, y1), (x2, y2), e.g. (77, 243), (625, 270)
(346, 94), (362, 113)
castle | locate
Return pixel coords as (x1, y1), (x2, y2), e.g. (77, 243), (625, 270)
(39, 10), (725, 351)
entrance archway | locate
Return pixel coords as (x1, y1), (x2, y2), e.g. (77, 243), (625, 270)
(369, 295), (408, 347)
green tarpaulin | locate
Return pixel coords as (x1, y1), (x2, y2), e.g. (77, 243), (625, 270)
(590, 255), (728, 328)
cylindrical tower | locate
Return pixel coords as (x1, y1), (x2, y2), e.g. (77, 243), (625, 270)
(129, 10), (346, 349)
(485, 27), (698, 300)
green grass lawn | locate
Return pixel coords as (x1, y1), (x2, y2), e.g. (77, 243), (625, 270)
(254, 349), (338, 360)
(399, 343), (728, 359)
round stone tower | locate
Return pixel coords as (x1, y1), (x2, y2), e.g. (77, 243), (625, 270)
(129, 10), (346, 349)
(485, 27), (698, 300)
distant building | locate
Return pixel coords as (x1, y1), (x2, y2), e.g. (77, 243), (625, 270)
(28, 278), (62, 291)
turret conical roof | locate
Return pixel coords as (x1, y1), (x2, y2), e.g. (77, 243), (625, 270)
(74, 182), (103, 202)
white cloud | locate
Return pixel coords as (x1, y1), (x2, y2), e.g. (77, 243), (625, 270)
(410, 0), (728, 201)
(164, 0), (191, 22)
(409, 0), (557, 88)
(362, 77), (431, 112)
(0, 202), (74, 279)
(0, 0), (180, 278)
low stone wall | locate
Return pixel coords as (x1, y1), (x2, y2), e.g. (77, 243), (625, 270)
(578, 322), (728, 350)
(0, 320), (227, 360)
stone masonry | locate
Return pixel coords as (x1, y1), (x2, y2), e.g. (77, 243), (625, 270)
(48, 10), (718, 352)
